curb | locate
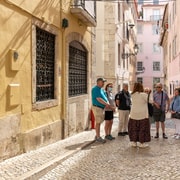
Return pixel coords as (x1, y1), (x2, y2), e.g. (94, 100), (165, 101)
(15, 140), (96, 180)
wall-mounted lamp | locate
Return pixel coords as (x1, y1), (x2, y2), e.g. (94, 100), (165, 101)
(62, 18), (69, 29)
(122, 44), (139, 59)
(13, 51), (19, 60)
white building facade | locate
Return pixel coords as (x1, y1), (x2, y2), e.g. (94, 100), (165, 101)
(96, 1), (138, 92)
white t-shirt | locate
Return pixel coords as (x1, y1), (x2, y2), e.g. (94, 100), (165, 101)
(130, 92), (153, 120)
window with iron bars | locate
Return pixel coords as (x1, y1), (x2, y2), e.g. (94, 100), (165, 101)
(69, 41), (87, 97)
(137, 77), (143, 84)
(36, 27), (55, 102)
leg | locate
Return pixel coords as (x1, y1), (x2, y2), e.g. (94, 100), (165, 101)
(109, 120), (113, 135)
(118, 110), (126, 136)
(124, 110), (130, 133)
(161, 122), (168, 139)
(175, 120), (180, 139)
(160, 112), (168, 139)
(154, 121), (159, 138)
(104, 120), (111, 136)
(95, 123), (100, 138)
(161, 121), (165, 133)
(156, 121), (159, 132)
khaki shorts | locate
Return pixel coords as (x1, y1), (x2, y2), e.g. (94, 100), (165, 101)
(92, 106), (104, 124)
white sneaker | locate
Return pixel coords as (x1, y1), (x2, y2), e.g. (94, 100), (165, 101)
(138, 143), (149, 148)
(175, 135), (180, 140)
(130, 141), (137, 147)
(171, 134), (178, 138)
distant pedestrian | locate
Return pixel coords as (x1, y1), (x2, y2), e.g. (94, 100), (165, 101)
(153, 83), (170, 139)
(144, 87), (154, 124)
(115, 83), (131, 136)
(91, 77), (110, 143)
(170, 88), (180, 139)
(104, 83), (116, 140)
(128, 82), (153, 148)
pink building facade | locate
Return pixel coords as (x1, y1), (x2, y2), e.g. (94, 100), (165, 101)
(136, 4), (165, 92)
(160, 1), (180, 98)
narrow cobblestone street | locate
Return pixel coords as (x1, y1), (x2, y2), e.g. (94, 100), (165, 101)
(40, 116), (180, 180)
(0, 115), (179, 180)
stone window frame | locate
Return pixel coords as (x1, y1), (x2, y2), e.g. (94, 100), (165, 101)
(32, 19), (59, 110)
(65, 32), (90, 101)
(68, 41), (88, 97)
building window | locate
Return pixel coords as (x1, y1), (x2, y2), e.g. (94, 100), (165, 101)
(153, 43), (161, 53)
(153, 77), (160, 88)
(172, 36), (177, 57)
(118, 43), (121, 66)
(69, 41), (87, 97)
(153, 0), (159, 5)
(118, 3), (120, 22)
(137, 24), (143, 34)
(137, 61), (143, 71)
(137, 43), (143, 53)
(138, 0), (143, 4)
(169, 44), (171, 62)
(172, 2), (176, 21)
(169, 13), (171, 30)
(137, 77), (143, 84)
(36, 27), (55, 102)
(153, 61), (160, 71)
(152, 9), (160, 21)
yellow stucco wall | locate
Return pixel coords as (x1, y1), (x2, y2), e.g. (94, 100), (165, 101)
(0, 0), (62, 133)
(0, 0), (92, 134)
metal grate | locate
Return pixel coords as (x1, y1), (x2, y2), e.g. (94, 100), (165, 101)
(36, 27), (55, 101)
(69, 44), (87, 97)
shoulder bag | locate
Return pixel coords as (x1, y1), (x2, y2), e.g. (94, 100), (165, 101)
(153, 91), (163, 116)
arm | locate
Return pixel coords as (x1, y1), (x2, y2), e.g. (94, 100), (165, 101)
(96, 97), (110, 108)
(166, 95), (170, 112)
(116, 99), (120, 107)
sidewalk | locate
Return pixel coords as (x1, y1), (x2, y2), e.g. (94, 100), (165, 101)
(0, 116), (119, 180)
(0, 115), (177, 180)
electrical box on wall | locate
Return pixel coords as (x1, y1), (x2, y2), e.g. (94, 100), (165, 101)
(9, 49), (20, 71)
(8, 83), (20, 106)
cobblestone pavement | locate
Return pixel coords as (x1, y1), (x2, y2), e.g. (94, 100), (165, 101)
(39, 118), (180, 180)
(0, 114), (179, 180)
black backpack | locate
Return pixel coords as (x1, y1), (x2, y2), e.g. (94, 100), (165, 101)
(115, 91), (121, 107)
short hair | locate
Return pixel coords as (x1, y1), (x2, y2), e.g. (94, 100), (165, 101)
(96, 77), (106, 82)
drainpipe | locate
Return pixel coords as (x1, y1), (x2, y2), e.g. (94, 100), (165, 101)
(60, 0), (65, 139)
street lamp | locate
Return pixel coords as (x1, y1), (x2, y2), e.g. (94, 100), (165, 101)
(122, 44), (139, 59)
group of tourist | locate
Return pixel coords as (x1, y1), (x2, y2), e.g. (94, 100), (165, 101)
(91, 77), (180, 148)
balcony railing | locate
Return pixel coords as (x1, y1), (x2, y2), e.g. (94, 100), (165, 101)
(70, 0), (96, 27)
(150, 15), (163, 21)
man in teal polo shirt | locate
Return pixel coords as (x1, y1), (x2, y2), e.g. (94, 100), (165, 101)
(92, 77), (110, 143)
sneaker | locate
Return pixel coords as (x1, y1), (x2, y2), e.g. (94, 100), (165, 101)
(123, 131), (129, 135)
(163, 133), (168, 139)
(171, 134), (178, 138)
(130, 141), (137, 147)
(138, 143), (149, 148)
(96, 137), (106, 143)
(109, 134), (115, 140)
(175, 134), (180, 140)
(154, 133), (159, 138)
(105, 135), (113, 140)
(118, 132), (125, 136)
